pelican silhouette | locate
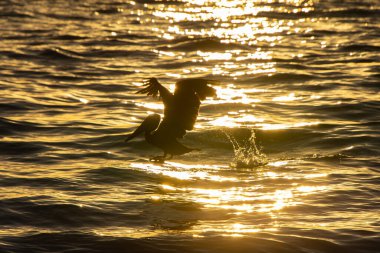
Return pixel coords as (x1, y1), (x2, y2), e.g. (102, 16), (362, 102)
(125, 78), (218, 161)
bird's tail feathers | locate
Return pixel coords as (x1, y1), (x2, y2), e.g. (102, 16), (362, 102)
(125, 114), (161, 142)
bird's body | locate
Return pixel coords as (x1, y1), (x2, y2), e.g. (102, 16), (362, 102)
(125, 78), (217, 161)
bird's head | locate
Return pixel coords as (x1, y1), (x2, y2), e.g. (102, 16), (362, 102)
(196, 85), (217, 100)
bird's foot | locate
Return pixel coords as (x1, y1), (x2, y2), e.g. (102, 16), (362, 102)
(150, 156), (166, 163)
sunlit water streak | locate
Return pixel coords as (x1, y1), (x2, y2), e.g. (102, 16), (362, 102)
(1, 0), (380, 252)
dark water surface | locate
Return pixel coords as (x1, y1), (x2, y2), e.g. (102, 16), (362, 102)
(1, 0), (379, 252)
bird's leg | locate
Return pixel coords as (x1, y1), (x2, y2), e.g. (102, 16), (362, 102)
(163, 152), (175, 160)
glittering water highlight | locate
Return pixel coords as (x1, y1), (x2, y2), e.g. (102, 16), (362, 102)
(1, 0), (379, 252)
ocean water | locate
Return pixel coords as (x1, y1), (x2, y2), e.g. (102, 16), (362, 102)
(1, 0), (379, 252)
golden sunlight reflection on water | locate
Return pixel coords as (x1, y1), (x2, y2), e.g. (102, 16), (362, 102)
(122, 159), (330, 237)
(148, 0), (316, 78)
(130, 162), (236, 182)
(130, 161), (329, 237)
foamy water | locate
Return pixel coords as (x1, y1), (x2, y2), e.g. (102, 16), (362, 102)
(1, 0), (379, 252)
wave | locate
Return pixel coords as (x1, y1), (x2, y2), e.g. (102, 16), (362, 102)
(2, 47), (87, 62)
(55, 151), (119, 161)
(340, 145), (379, 157)
(42, 13), (95, 21)
(82, 166), (158, 184)
(81, 38), (141, 47)
(0, 11), (35, 18)
(52, 34), (89, 41)
(308, 101), (380, 120)
(0, 98), (82, 112)
(149, 61), (195, 70)
(1, 50), (34, 60)
(245, 73), (316, 84)
(359, 80), (380, 91)
(0, 118), (45, 135)
(318, 8), (380, 18)
(8, 47), (154, 62)
(254, 8), (380, 20)
(135, 0), (185, 4)
(303, 153), (351, 162)
(95, 7), (125, 15)
(37, 48), (86, 61)
(0, 102), (37, 112)
(105, 33), (157, 40)
(0, 231), (358, 253)
(339, 44), (380, 52)
(0, 141), (48, 156)
(0, 199), (140, 228)
(0, 176), (79, 190)
(75, 83), (135, 92)
(159, 38), (249, 52)
(74, 49), (156, 59)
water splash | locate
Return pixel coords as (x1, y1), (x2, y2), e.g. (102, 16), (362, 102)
(224, 129), (268, 168)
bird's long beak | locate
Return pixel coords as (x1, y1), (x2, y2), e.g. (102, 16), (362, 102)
(125, 124), (144, 142)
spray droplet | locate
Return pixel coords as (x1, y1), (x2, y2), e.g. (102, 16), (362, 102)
(224, 129), (268, 168)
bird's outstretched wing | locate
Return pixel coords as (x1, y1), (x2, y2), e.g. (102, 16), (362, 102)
(157, 78), (218, 138)
(175, 78), (218, 100)
(136, 78), (173, 105)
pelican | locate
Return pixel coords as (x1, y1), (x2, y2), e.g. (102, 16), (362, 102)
(125, 78), (218, 161)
